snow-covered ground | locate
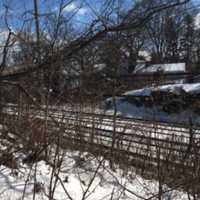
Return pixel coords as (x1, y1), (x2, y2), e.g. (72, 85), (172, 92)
(105, 83), (200, 125)
(1, 84), (199, 199)
(106, 101), (199, 124)
(124, 83), (200, 96)
(0, 150), (188, 200)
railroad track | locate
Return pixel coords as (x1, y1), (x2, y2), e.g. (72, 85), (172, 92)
(2, 105), (200, 166)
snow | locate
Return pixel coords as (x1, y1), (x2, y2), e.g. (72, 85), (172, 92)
(134, 63), (186, 74)
(93, 64), (106, 71)
(195, 12), (200, 29)
(134, 63), (146, 73)
(105, 83), (200, 125)
(107, 100), (199, 123)
(124, 83), (200, 96)
(138, 50), (151, 62)
(181, 83), (200, 93)
(0, 150), (188, 200)
(124, 88), (152, 96)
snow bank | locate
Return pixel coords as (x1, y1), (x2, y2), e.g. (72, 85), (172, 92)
(0, 150), (188, 200)
(125, 83), (200, 96)
(105, 83), (200, 125)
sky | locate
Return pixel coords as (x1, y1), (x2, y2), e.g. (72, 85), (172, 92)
(0, 0), (133, 31)
(0, 0), (199, 32)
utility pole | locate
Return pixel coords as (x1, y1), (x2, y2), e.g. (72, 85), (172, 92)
(33, 0), (40, 60)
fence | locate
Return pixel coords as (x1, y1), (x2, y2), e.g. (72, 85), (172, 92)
(2, 104), (200, 169)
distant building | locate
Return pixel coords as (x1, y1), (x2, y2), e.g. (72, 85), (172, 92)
(0, 30), (19, 66)
(134, 63), (186, 74)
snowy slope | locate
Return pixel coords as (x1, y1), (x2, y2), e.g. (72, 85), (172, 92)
(105, 83), (200, 125)
(124, 83), (200, 96)
(0, 150), (188, 200)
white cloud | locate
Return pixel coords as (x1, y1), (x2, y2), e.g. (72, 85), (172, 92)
(78, 8), (87, 15)
(63, 2), (87, 16)
(63, 3), (77, 12)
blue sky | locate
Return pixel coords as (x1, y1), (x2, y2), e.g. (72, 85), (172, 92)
(0, 0), (133, 30)
(0, 0), (198, 31)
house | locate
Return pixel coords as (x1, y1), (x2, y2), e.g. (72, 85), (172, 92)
(134, 63), (186, 74)
(0, 30), (20, 67)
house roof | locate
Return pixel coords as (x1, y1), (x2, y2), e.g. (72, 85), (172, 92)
(134, 63), (186, 74)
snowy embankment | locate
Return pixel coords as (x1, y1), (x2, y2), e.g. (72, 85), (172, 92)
(0, 124), (188, 200)
(0, 150), (188, 200)
(125, 83), (200, 96)
(105, 83), (200, 125)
